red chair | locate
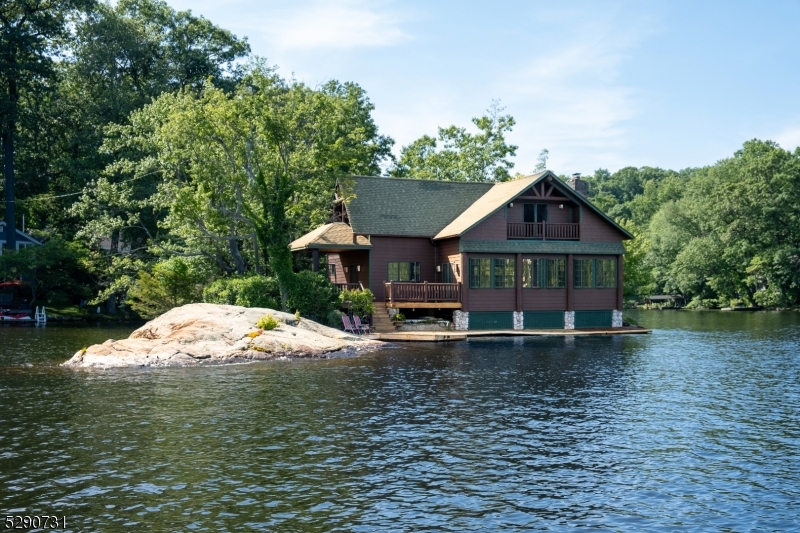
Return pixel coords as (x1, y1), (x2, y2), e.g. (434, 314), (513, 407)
(342, 315), (359, 335)
(353, 315), (372, 334)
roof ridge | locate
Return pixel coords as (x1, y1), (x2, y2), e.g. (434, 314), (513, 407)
(350, 175), (500, 185)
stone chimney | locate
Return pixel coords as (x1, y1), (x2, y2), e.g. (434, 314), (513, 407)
(568, 173), (588, 197)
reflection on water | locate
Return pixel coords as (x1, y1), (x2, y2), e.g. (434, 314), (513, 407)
(1, 312), (799, 531)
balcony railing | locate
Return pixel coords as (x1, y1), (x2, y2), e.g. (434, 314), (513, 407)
(333, 282), (364, 293)
(507, 222), (580, 240)
(385, 282), (461, 304)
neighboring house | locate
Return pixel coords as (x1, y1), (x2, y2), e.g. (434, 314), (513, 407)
(0, 222), (43, 255)
(290, 171), (632, 330)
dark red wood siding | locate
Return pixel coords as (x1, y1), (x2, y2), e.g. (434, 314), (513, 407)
(572, 254), (618, 310)
(438, 237), (462, 282)
(579, 207), (627, 242)
(337, 250), (370, 286)
(370, 236), (435, 301)
(462, 253), (517, 312)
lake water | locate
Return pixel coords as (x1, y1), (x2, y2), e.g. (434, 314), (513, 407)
(1, 311), (799, 532)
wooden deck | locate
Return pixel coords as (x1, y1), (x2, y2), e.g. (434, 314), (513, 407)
(368, 326), (651, 342)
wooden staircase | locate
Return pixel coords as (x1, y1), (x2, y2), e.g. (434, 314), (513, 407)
(371, 307), (396, 333)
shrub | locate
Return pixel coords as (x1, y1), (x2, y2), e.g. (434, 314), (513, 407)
(393, 312), (406, 322)
(203, 275), (281, 309)
(286, 271), (337, 321)
(126, 257), (205, 318)
(338, 288), (375, 317)
(256, 314), (280, 330)
(326, 309), (344, 329)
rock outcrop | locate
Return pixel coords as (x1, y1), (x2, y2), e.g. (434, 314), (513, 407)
(63, 303), (381, 369)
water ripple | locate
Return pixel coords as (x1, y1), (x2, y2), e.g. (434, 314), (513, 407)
(1, 313), (799, 531)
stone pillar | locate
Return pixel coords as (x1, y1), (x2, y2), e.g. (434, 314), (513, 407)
(564, 311), (575, 330)
(612, 310), (623, 328)
(515, 253), (522, 313)
(453, 310), (469, 330)
(513, 311), (523, 330)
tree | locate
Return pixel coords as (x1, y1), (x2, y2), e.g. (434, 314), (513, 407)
(1, 0), (95, 251)
(126, 257), (206, 318)
(91, 64), (393, 309)
(390, 101), (517, 182)
(534, 149), (549, 172)
(0, 237), (90, 305)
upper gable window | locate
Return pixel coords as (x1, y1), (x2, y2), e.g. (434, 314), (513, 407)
(523, 203), (548, 223)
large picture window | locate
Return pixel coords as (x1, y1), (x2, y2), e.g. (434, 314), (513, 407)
(387, 261), (421, 282)
(596, 259), (617, 288)
(493, 258), (515, 288)
(469, 258), (491, 288)
(544, 258), (566, 288)
(573, 258), (617, 288)
(574, 259), (595, 288)
(522, 258), (540, 288)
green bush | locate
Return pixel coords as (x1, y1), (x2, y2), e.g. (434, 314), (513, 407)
(126, 257), (205, 318)
(326, 309), (344, 329)
(257, 314), (280, 330)
(338, 288), (375, 317)
(286, 271), (337, 321)
(393, 312), (406, 322)
(203, 275), (281, 309)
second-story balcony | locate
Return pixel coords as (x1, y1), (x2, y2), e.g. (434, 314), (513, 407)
(507, 222), (580, 240)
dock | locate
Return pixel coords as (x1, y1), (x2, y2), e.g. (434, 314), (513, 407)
(369, 327), (651, 342)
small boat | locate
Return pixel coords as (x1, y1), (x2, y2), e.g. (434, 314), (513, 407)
(0, 281), (34, 321)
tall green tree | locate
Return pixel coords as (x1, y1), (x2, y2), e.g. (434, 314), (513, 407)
(0, 0), (95, 250)
(84, 64), (393, 307)
(390, 102), (517, 182)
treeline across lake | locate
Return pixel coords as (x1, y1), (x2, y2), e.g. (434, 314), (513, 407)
(586, 140), (800, 308)
(1, 1), (798, 317)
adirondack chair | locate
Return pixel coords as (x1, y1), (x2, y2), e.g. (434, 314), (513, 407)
(342, 315), (359, 335)
(353, 315), (372, 334)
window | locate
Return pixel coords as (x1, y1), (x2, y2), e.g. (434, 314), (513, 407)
(573, 259), (617, 288)
(493, 258), (515, 288)
(596, 259), (617, 288)
(470, 258), (516, 289)
(469, 258), (492, 288)
(387, 262), (421, 282)
(523, 203), (548, 223)
(574, 259), (595, 288)
(326, 263), (337, 280)
(441, 262), (455, 283)
(522, 258), (540, 288)
(544, 258), (565, 288)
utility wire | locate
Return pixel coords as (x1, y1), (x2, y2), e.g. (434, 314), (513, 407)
(4, 170), (163, 204)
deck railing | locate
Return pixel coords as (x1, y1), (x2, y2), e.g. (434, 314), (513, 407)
(333, 282), (364, 293)
(507, 222), (580, 240)
(385, 282), (461, 304)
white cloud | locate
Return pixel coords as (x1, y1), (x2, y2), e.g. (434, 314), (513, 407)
(263, 0), (408, 50)
(497, 14), (650, 174)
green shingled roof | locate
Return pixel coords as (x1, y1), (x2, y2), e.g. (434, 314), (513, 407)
(344, 176), (494, 236)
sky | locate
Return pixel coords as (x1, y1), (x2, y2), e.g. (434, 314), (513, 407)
(167, 0), (800, 176)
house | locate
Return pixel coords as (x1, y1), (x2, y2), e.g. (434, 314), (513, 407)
(0, 222), (43, 255)
(290, 171), (632, 330)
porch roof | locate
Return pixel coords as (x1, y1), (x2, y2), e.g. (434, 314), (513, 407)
(290, 222), (371, 252)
